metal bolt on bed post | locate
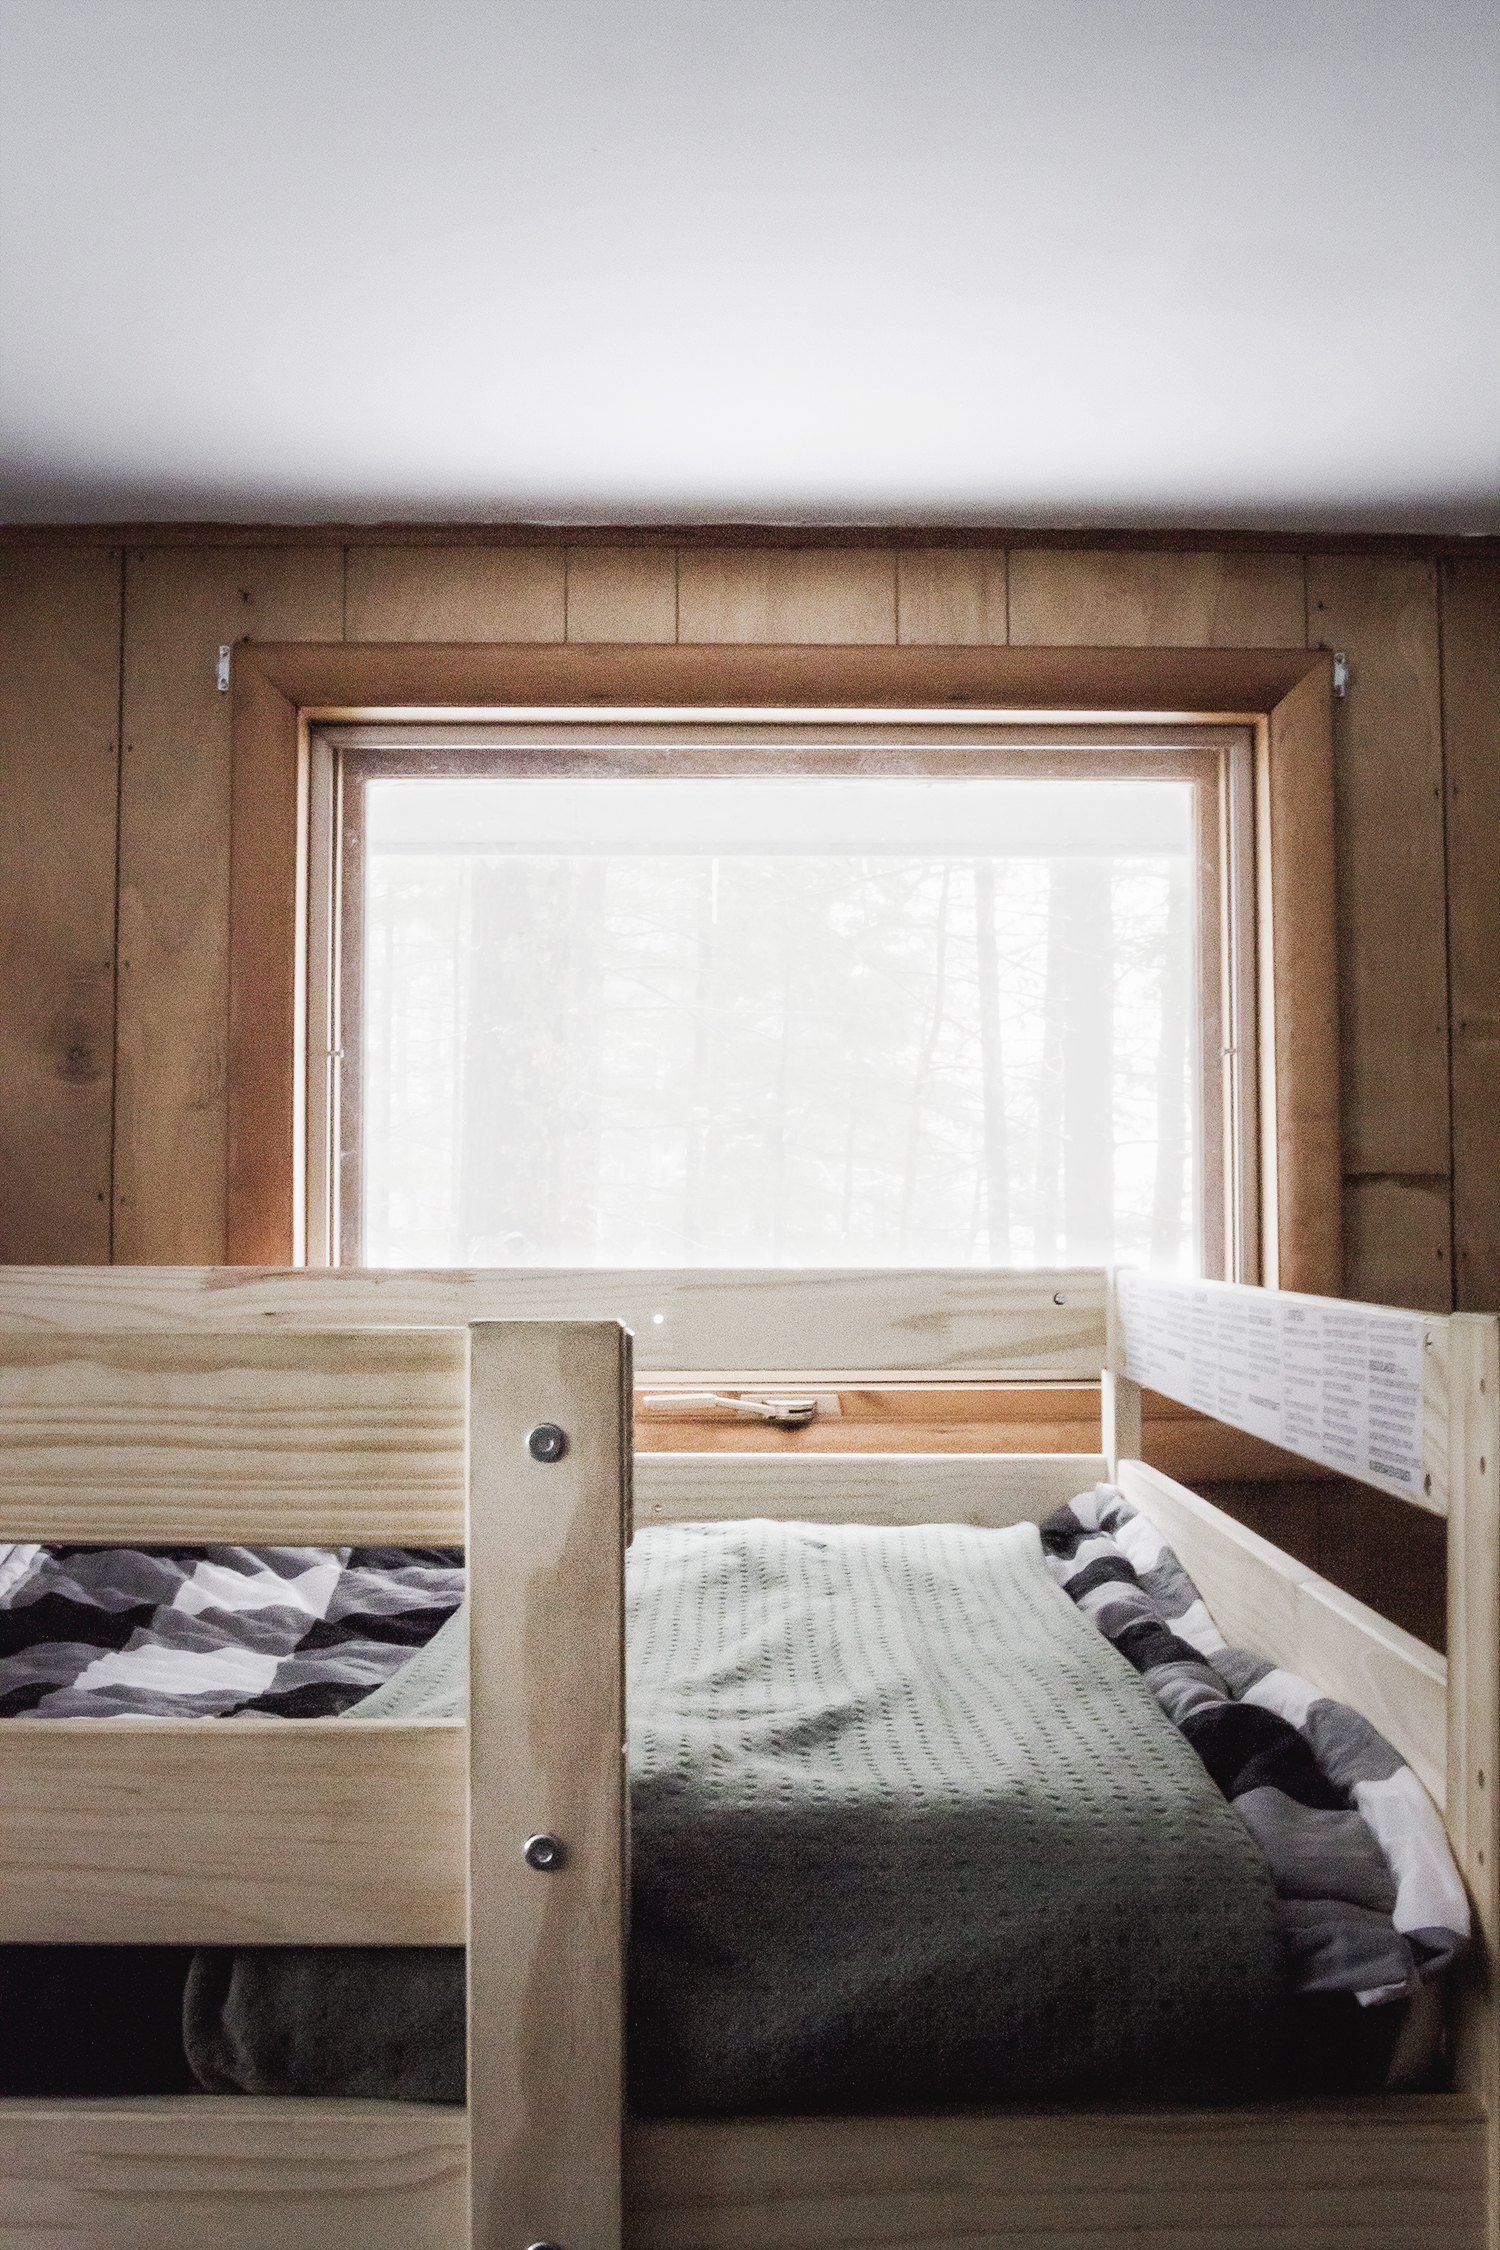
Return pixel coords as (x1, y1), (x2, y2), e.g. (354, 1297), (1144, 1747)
(527, 1422), (568, 1462)
(523, 1832), (566, 1870)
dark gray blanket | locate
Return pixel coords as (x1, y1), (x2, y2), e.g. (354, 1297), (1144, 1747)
(624, 1518), (1282, 2111)
(186, 1946), (465, 2103)
(182, 1518), (1284, 2112)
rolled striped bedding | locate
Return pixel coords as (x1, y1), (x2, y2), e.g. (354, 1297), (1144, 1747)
(1040, 1485), (1469, 2010)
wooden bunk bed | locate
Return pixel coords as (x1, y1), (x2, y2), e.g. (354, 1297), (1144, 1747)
(0, 1262), (1493, 2250)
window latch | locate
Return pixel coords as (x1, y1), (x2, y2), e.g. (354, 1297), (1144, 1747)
(639, 1391), (833, 1431)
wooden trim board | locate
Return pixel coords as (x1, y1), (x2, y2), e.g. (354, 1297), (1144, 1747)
(635, 1384), (1110, 1457)
(224, 640), (1338, 1269)
(636, 1386), (1334, 1479)
(0, 2093), (1481, 2250)
(318, 719), (1250, 1277)
(1260, 664), (1341, 1292)
(239, 643), (1320, 708)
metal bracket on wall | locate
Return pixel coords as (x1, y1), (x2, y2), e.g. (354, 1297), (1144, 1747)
(216, 644), (232, 693)
(1332, 651), (1349, 697)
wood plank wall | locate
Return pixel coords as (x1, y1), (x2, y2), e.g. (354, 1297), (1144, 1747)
(2, 534), (1496, 1313)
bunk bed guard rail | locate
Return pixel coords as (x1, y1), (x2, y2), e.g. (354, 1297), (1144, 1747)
(0, 1313), (632, 2250)
(0, 1266), (1496, 2250)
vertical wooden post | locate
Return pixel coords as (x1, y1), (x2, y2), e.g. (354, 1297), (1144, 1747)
(1448, 1312), (1500, 2250)
(467, 1320), (630, 2250)
(1101, 1370), (1143, 1483)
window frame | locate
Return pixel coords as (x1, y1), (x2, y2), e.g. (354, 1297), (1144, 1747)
(311, 715), (1257, 1281)
(225, 643), (1340, 1293)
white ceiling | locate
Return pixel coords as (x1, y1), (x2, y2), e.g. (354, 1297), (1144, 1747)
(1, 0), (1497, 530)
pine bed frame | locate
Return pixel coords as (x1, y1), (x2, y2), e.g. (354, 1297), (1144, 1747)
(0, 1263), (1494, 2250)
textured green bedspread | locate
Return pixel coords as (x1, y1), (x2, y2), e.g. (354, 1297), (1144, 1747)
(626, 1517), (1282, 2114)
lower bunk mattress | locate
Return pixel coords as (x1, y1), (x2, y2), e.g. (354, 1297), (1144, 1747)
(0, 1498), (1469, 2112)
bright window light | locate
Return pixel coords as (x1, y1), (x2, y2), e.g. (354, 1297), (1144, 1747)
(358, 774), (1200, 1272)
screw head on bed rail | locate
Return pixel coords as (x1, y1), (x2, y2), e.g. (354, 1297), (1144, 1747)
(527, 1422), (568, 1463)
(524, 1832), (566, 1871)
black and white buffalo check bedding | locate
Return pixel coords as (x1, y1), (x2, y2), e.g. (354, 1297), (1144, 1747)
(0, 1544), (463, 1718)
(1041, 1486), (1470, 2008)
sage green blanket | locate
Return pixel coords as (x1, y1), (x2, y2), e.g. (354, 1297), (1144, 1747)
(626, 1517), (1282, 2113)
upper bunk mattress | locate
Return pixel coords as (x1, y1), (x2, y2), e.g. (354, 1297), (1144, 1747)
(624, 1517), (1282, 2112)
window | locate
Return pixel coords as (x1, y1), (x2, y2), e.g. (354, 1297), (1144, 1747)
(305, 715), (1257, 1280)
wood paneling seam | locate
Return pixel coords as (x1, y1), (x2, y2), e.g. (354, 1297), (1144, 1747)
(1437, 566), (1459, 1307)
(108, 546), (126, 1263)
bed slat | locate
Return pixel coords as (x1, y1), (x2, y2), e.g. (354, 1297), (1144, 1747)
(0, 1264), (1108, 1378)
(0, 2095), (1482, 2250)
(1119, 1458), (1447, 1808)
(635, 1452), (1107, 1527)
(0, 1718), (466, 1943)
(624, 2098), (1486, 2249)
(0, 1327), (467, 1544)
(0, 2097), (469, 2250)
